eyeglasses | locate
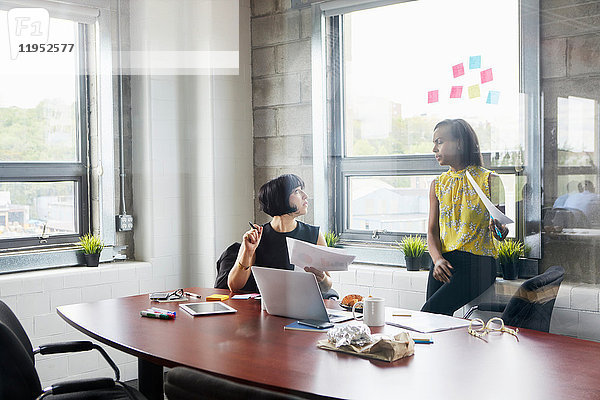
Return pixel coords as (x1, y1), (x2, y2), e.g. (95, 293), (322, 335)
(150, 288), (185, 301)
(468, 317), (519, 342)
(166, 289), (184, 300)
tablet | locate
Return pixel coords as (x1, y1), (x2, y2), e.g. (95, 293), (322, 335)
(179, 302), (237, 316)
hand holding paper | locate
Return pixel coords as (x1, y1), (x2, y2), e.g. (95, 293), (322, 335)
(465, 171), (513, 225)
(287, 237), (355, 272)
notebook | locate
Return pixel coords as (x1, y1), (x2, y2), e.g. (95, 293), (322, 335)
(252, 266), (352, 323)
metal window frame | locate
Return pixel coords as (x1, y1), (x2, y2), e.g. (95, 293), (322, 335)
(0, 2), (115, 272)
(0, 24), (89, 250)
(312, 0), (541, 256)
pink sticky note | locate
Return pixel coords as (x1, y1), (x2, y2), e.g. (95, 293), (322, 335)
(450, 86), (463, 99)
(481, 68), (493, 84)
(452, 63), (465, 78)
(428, 90), (439, 103)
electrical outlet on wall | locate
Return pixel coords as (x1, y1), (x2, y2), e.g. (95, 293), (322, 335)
(116, 214), (134, 231)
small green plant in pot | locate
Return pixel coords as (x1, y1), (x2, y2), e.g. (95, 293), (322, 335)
(79, 233), (104, 267)
(497, 239), (524, 280)
(397, 235), (426, 271)
(324, 231), (340, 247)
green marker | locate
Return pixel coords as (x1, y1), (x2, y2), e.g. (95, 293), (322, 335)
(140, 310), (174, 320)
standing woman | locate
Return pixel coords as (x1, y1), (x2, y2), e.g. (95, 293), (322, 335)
(228, 174), (333, 294)
(421, 119), (509, 316)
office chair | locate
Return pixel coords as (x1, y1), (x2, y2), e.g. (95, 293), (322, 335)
(465, 265), (565, 332)
(0, 300), (147, 400)
(214, 242), (340, 300)
(214, 242), (241, 289)
(164, 366), (308, 400)
(543, 207), (589, 229)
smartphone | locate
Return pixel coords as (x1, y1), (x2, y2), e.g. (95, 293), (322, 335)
(149, 292), (171, 300)
(297, 319), (333, 329)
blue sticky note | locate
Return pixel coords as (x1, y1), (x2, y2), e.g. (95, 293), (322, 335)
(469, 55), (481, 69)
(486, 90), (500, 104)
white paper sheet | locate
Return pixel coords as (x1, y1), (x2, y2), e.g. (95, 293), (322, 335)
(385, 308), (471, 333)
(286, 237), (355, 272)
(465, 170), (514, 225)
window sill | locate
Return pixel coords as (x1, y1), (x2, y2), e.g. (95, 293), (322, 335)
(0, 246), (118, 275)
(336, 242), (428, 267)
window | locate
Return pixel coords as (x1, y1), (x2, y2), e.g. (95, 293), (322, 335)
(0, 1), (116, 270)
(312, 0), (539, 250)
(0, 11), (88, 249)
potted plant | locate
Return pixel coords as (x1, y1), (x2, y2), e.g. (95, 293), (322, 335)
(397, 235), (426, 271)
(79, 233), (104, 267)
(324, 231), (340, 247)
(497, 239), (524, 280)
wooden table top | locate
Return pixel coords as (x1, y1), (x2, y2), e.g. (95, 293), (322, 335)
(57, 288), (600, 400)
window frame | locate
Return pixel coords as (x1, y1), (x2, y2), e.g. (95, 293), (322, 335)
(0, 23), (89, 250)
(311, 0), (541, 257)
(0, 0), (116, 272)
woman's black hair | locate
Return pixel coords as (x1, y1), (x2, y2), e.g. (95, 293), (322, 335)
(259, 174), (305, 217)
(434, 118), (483, 167)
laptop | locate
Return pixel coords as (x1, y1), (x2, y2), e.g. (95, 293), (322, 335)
(252, 266), (353, 323)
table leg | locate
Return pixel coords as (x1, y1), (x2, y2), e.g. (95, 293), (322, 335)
(138, 358), (163, 400)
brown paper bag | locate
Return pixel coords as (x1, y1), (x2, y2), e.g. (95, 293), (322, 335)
(317, 331), (415, 362)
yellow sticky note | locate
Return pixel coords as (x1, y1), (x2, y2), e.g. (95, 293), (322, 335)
(206, 294), (229, 302)
(468, 84), (480, 99)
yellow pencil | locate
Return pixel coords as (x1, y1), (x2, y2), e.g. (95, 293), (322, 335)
(393, 313), (411, 317)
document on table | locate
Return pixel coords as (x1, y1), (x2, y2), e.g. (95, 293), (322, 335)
(286, 237), (355, 272)
(465, 170), (513, 225)
(385, 308), (471, 333)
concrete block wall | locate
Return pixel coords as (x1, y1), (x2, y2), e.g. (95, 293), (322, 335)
(334, 264), (600, 342)
(251, 0), (315, 224)
(0, 261), (150, 387)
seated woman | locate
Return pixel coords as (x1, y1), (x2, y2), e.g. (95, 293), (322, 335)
(228, 174), (333, 294)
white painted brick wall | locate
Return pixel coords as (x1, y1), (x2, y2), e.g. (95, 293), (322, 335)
(339, 263), (600, 342)
(0, 261), (152, 388)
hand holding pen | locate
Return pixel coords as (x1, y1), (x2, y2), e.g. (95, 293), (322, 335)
(489, 217), (508, 240)
(243, 222), (263, 253)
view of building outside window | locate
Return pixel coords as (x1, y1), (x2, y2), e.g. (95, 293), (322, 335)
(0, 13), (80, 241)
(341, 0), (519, 234)
(0, 182), (76, 239)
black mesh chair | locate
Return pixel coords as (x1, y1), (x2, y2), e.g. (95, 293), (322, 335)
(0, 300), (146, 400)
(465, 265), (565, 332)
(164, 367), (307, 400)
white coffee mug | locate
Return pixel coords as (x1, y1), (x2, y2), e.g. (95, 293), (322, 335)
(352, 297), (385, 327)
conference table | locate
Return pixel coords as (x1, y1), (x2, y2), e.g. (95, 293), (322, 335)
(57, 288), (600, 400)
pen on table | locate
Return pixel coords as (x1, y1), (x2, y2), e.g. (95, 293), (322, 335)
(413, 339), (434, 344)
(184, 291), (202, 299)
(151, 307), (176, 316)
(392, 313), (412, 317)
(140, 310), (175, 320)
(490, 217), (503, 238)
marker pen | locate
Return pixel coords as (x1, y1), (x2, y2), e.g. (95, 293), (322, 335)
(490, 217), (503, 238)
(249, 222), (257, 230)
(140, 310), (175, 320)
(150, 307), (176, 316)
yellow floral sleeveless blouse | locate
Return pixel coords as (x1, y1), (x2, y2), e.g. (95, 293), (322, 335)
(435, 165), (497, 257)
